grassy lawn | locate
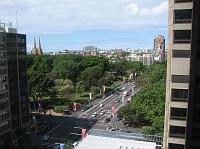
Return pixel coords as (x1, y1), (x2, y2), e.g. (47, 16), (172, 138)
(54, 105), (70, 113)
(69, 93), (90, 104)
(29, 81), (122, 110)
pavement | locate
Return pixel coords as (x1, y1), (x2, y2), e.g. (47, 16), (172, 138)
(74, 81), (141, 132)
(31, 81), (142, 148)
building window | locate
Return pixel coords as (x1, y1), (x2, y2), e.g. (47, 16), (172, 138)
(172, 75), (190, 83)
(174, 0), (192, 2)
(0, 92), (8, 99)
(0, 84), (8, 92)
(172, 50), (190, 58)
(0, 44), (5, 50)
(0, 52), (6, 58)
(0, 76), (7, 83)
(174, 9), (192, 24)
(169, 143), (184, 149)
(0, 111), (9, 121)
(0, 60), (7, 66)
(170, 108), (187, 120)
(169, 126), (186, 138)
(0, 100), (9, 110)
(171, 89), (188, 101)
(174, 30), (191, 43)
(0, 68), (7, 75)
(0, 36), (6, 42)
(0, 120), (10, 132)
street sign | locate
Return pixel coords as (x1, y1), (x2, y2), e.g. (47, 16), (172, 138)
(111, 106), (115, 117)
(82, 128), (87, 138)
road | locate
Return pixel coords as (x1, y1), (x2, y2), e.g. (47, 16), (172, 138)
(35, 81), (140, 147)
(75, 81), (137, 130)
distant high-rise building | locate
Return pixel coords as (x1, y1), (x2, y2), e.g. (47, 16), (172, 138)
(83, 46), (98, 56)
(142, 53), (153, 65)
(31, 35), (43, 55)
(164, 0), (200, 149)
(0, 22), (29, 148)
(154, 35), (165, 62)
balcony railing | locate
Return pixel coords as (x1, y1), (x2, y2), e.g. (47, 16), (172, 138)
(171, 116), (186, 120)
(174, 39), (191, 44)
(169, 133), (185, 138)
(174, 19), (192, 24)
(174, 0), (193, 3)
(171, 98), (188, 102)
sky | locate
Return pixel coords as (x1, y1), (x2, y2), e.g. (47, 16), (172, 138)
(0, 0), (168, 52)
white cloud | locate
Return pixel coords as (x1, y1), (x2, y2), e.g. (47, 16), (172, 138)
(0, 0), (168, 34)
(126, 3), (140, 15)
(126, 1), (168, 16)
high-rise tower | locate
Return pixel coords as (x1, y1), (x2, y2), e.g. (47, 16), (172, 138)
(0, 22), (29, 148)
(154, 35), (165, 62)
(164, 0), (200, 148)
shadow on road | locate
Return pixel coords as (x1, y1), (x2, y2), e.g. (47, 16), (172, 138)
(31, 113), (98, 149)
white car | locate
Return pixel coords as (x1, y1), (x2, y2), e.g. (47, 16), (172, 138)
(123, 91), (128, 96)
(91, 112), (98, 118)
(100, 110), (105, 115)
(99, 104), (104, 107)
(121, 87), (125, 90)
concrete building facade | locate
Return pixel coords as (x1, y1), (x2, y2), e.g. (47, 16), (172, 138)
(154, 35), (165, 62)
(0, 23), (29, 148)
(164, 0), (200, 148)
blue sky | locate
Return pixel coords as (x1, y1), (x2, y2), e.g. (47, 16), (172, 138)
(0, 0), (168, 52)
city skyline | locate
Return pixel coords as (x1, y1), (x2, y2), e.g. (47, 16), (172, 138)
(0, 0), (168, 52)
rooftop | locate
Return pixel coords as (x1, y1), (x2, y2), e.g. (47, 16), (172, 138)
(0, 21), (17, 33)
(75, 129), (162, 149)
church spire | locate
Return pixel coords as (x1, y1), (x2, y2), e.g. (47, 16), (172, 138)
(37, 35), (43, 55)
(31, 35), (37, 55)
(34, 35), (36, 49)
(38, 35), (41, 50)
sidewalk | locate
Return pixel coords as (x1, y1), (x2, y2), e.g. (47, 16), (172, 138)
(32, 109), (64, 117)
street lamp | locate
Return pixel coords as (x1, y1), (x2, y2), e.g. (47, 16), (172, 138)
(89, 93), (92, 102)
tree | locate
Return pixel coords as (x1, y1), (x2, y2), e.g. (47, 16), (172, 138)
(79, 65), (104, 90)
(90, 86), (100, 95)
(76, 81), (86, 94)
(28, 55), (54, 100)
(118, 62), (166, 135)
(109, 61), (126, 79)
(54, 79), (75, 98)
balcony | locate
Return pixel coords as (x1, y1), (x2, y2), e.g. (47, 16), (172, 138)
(174, 0), (192, 3)
(169, 126), (186, 139)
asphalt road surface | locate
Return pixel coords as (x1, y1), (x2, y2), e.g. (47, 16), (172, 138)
(36, 81), (139, 147)
(76, 81), (137, 130)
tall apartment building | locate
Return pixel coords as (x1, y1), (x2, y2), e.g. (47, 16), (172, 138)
(0, 23), (29, 148)
(154, 35), (165, 62)
(164, 0), (200, 149)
